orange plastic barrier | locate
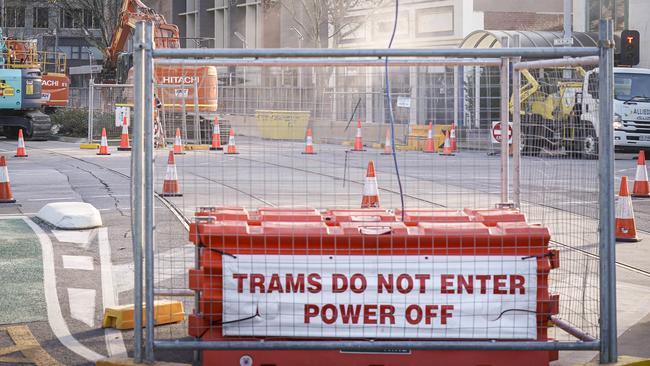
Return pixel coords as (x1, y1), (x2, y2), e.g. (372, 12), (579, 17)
(187, 207), (558, 366)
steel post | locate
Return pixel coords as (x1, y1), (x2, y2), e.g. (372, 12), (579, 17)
(88, 79), (94, 143)
(500, 37), (510, 204)
(131, 21), (145, 363)
(143, 21), (156, 363)
(193, 80), (200, 143)
(154, 340), (599, 351)
(512, 35), (521, 208)
(152, 47), (599, 59)
(598, 18), (617, 364)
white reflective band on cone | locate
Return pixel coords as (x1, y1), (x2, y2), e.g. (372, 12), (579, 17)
(363, 178), (379, 195)
(616, 196), (635, 219)
(229, 136), (235, 145)
(101, 136), (108, 145)
(451, 128), (456, 138)
(0, 166), (9, 182)
(213, 124), (220, 134)
(356, 128), (362, 137)
(636, 165), (648, 182)
(18, 139), (24, 148)
(307, 136), (313, 144)
(165, 165), (178, 181)
(428, 129), (433, 139)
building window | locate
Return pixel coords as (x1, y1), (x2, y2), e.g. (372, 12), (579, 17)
(33, 7), (49, 28)
(60, 9), (79, 28)
(70, 46), (82, 59)
(588, 0), (627, 32)
(5, 7), (25, 27)
(83, 9), (99, 29)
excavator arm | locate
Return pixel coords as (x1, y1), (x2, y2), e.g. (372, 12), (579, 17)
(105, 0), (179, 64)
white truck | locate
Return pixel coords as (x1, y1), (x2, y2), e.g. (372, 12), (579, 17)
(581, 67), (650, 154)
(518, 67), (650, 158)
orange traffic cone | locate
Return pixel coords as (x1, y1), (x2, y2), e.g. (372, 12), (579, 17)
(450, 124), (457, 152)
(361, 160), (380, 208)
(381, 128), (392, 155)
(352, 119), (365, 151)
(632, 150), (649, 198)
(0, 156), (15, 203)
(209, 117), (222, 151)
(616, 176), (639, 242)
(97, 128), (110, 155)
(161, 151), (182, 197)
(117, 116), (131, 151)
(15, 129), (27, 157)
(423, 122), (435, 153)
(225, 128), (238, 155)
(173, 128), (184, 155)
(439, 130), (454, 156)
(302, 128), (316, 155)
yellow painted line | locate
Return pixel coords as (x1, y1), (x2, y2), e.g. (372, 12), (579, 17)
(0, 325), (62, 366)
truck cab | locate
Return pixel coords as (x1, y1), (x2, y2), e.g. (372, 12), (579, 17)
(582, 67), (650, 153)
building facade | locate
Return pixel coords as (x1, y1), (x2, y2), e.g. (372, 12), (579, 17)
(3, 0), (104, 86)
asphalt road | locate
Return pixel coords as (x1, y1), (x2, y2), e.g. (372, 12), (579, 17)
(0, 138), (649, 365)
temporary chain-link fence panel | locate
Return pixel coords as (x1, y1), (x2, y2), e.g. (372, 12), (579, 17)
(129, 20), (614, 365)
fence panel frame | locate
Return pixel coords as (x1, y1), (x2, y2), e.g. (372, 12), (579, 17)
(132, 19), (614, 363)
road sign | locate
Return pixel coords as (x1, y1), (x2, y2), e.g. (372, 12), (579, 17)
(491, 121), (512, 144)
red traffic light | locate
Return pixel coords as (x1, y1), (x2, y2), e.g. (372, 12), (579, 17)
(626, 35), (635, 44)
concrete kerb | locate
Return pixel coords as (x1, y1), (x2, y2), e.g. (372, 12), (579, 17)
(577, 356), (650, 365)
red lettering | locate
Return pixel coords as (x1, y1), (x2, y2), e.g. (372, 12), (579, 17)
(379, 305), (396, 325)
(440, 304), (454, 325)
(286, 273), (305, 293)
(307, 273), (321, 293)
(304, 304), (319, 323)
(363, 304), (377, 325)
(250, 273), (265, 293)
(424, 304), (439, 325)
(405, 304), (422, 325)
(267, 273), (283, 293)
(414, 274), (430, 294)
(510, 275), (526, 295)
(476, 275), (491, 294)
(396, 274), (413, 294)
(339, 304), (362, 324)
(332, 274), (348, 293)
(493, 274), (508, 295)
(233, 274), (247, 293)
(321, 304), (337, 324)
(441, 274), (455, 294)
(378, 274), (393, 293)
(349, 273), (367, 293)
(457, 275), (473, 294)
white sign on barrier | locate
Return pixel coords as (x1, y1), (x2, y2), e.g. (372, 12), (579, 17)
(396, 96), (411, 108)
(222, 255), (537, 339)
(115, 106), (130, 127)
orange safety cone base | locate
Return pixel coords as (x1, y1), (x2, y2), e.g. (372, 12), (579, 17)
(97, 152), (111, 155)
(301, 152), (317, 155)
(224, 152), (240, 155)
(0, 198), (16, 203)
(632, 189), (650, 198)
(173, 151), (186, 155)
(380, 152), (392, 155)
(439, 152), (455, 156)
(616, 236), (640, 243)
(117, 147), (132, 151)
(350, 148), (366, 152)
(209, 147), (223, 151)
(14, 154), (27, 157)
(160, 191), (183, 197)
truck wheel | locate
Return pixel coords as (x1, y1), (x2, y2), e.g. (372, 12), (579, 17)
(581, 130), (598, 159)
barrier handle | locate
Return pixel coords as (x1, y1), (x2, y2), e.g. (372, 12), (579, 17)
(358, 226), (392, 235)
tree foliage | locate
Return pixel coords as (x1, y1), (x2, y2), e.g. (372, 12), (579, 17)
(49, 0), (122, 58)
(281, 0), (387, 48)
